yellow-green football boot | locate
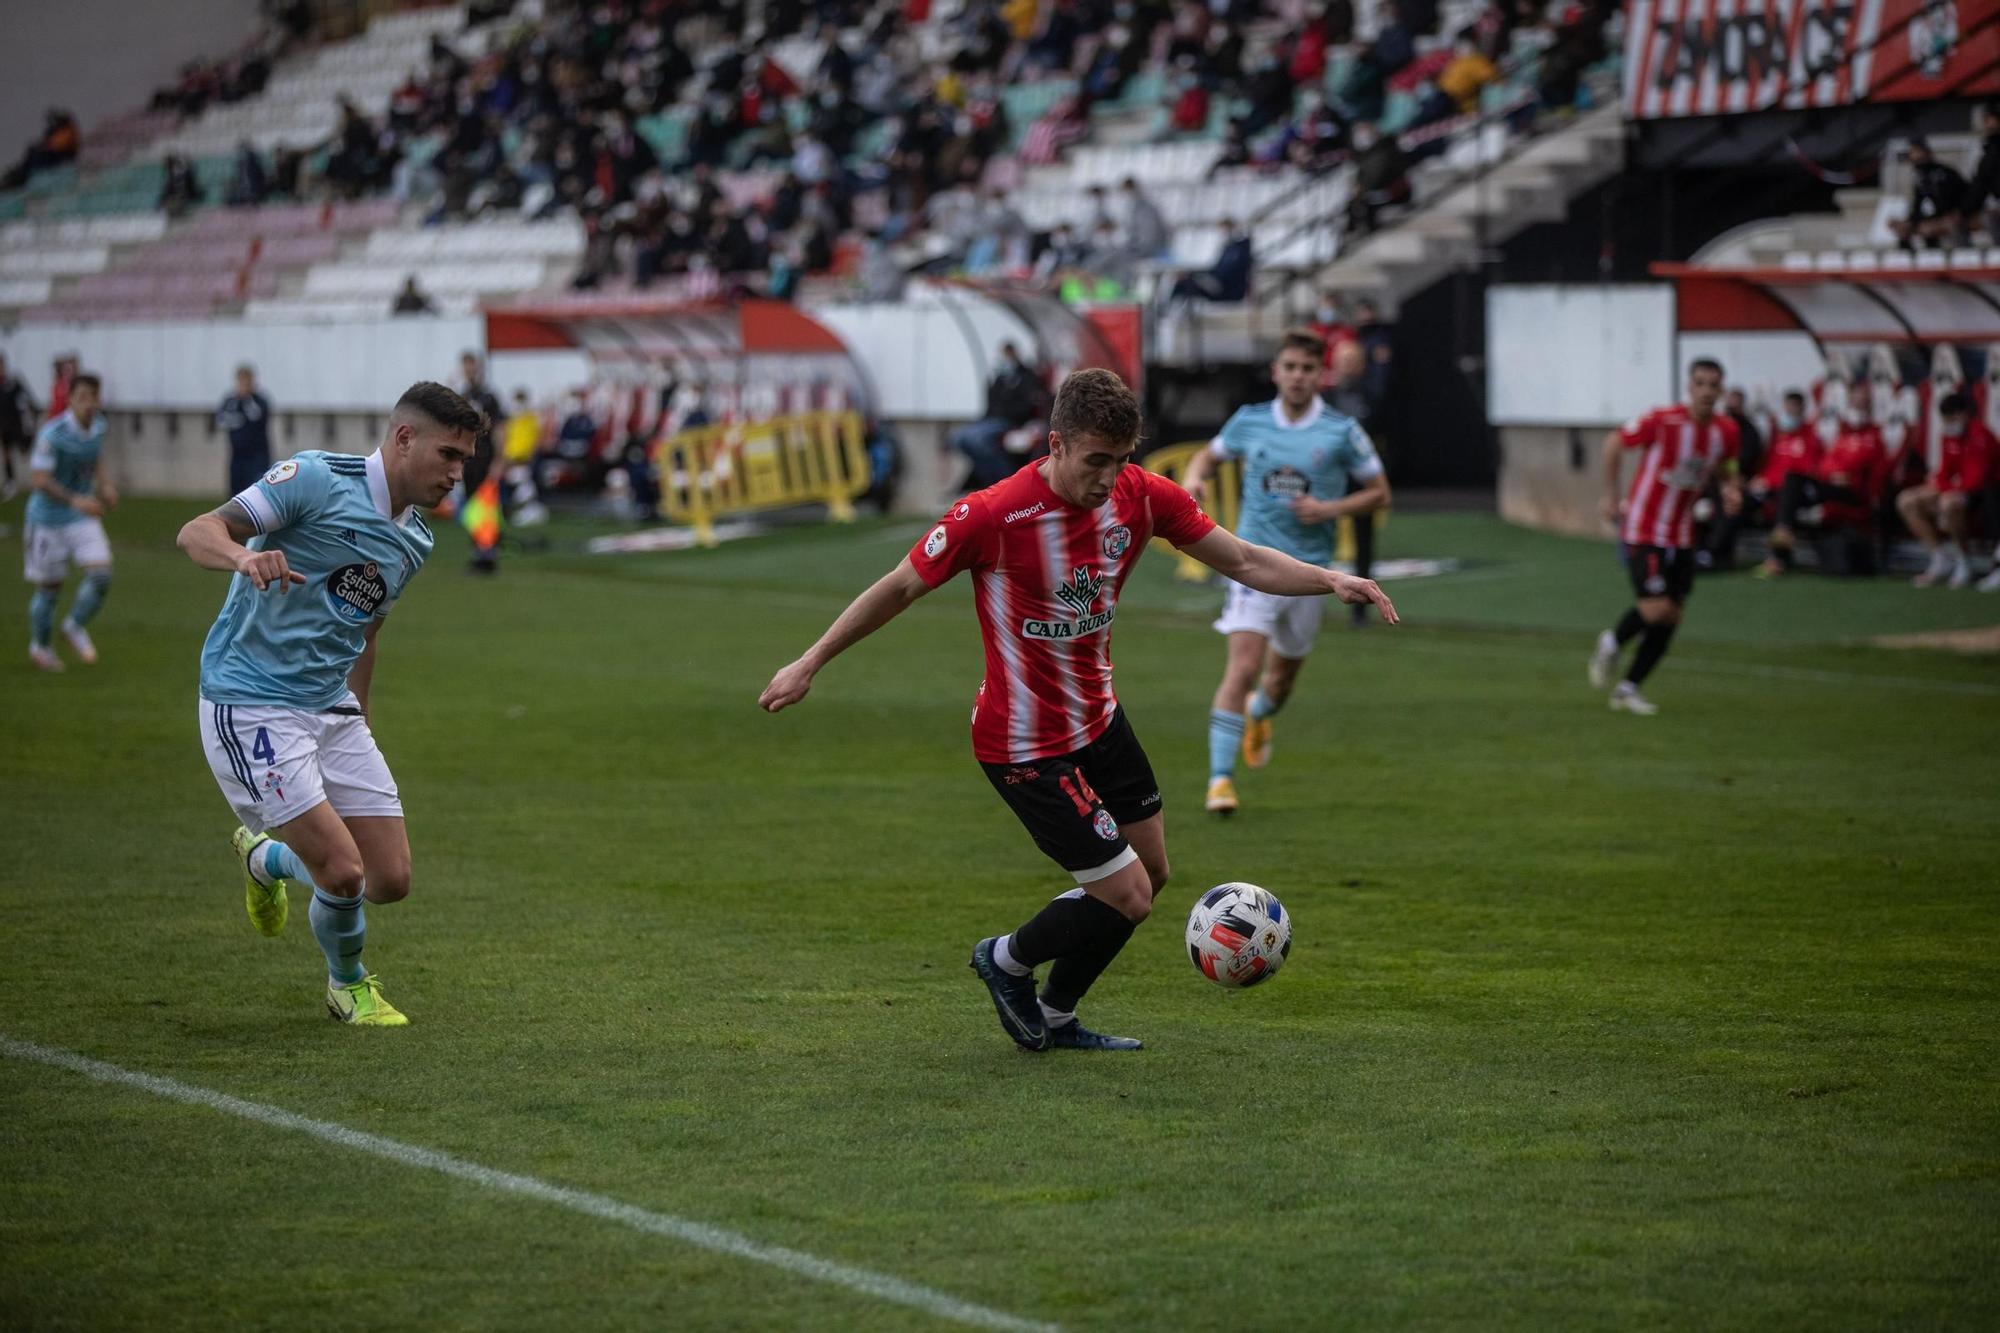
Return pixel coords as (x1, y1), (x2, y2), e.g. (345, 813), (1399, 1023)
(326, 974), (410, 1027)
(231, 826), (288, 937)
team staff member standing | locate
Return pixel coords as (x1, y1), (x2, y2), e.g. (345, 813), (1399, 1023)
(216, 363), (274, 497)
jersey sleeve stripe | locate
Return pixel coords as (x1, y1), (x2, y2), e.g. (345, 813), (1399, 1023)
(232, 489), (276, 534)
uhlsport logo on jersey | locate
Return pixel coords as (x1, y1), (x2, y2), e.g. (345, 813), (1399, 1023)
(327, 561), (390, 624)
(1021, 565), (1114, 641)
(1102, 524), (1131, 559)
(264, 460), (299, 486)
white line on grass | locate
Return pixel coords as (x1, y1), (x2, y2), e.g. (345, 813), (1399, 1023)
(0, 1035), (1056, 1333)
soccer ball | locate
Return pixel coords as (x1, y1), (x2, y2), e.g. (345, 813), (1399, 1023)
(1185, 882), (1291, 987)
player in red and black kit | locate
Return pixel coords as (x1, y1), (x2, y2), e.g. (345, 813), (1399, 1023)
(759, 369), (1397, 1052)
(1588, 358), (1740, 716)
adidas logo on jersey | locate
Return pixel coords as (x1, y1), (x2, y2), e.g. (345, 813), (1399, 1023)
(335, 528), (362, 550)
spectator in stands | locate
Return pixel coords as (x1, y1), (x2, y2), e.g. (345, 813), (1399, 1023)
(1208, 122), (1253, 177)
(1438, 27), (1499, 113)
(225, 141), (268, 208)
(1346, 123), (1412, 236)
(157, 155), (204, 217)
(214, 364), (273, 497)
(392, 274), (438, 316)
(1889, 137), (1970, 251)
(3, 108), (80, 190)
(0, 353), (42, 502)
(1033, 223), (1090, 286)
(1897, 391), (1994, 588)
(858, 230), (906, 301)
(1168, 218), (1253, 304)
(1708, 389), (1816, 571)
(1121, 176), (1171, 263)
(1760, 380), (1886, 578)
(951, 341), (1044, 490)
(1157, 62), (1212, 140)
(1019, 92), (1091, 166)
(1968, 103), (2000, 243)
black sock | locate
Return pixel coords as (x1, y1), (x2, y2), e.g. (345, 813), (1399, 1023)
(1625, 620), (1677, 686)
(1614, 608), (1645, 645)
(1009, 891), (1133, 970)
(1040, 901), (1140, 1015)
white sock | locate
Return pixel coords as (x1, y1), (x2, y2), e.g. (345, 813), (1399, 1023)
(248, 841), (277, 887)
(1597, 629), (1617, 654)
(1944, 542), (1963, 559)
(992, 933), (1031, 977)
(1038, 1000), (1075, 1029)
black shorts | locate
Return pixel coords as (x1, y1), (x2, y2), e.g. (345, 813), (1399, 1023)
(1623, 544), (1696, 604)
(981, 707), (1162, 878)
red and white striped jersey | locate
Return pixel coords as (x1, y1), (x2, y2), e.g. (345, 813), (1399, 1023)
(908, 460), (1216, 764)
(1618, 406), (1740, 549)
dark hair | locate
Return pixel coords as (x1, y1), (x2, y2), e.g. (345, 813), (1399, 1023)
(395, 380), (487, 436)
(1940, 390), (1972, 416)
(1689, 357), (1725, 379)
(1783, 389), (1806, 404)
(1278, 327), (1328, 362)
(70, 372), (102, 394)
(1049, 368), (1141, 446)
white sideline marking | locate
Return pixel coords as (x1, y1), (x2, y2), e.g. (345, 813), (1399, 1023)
(0, 1035), (1056, 1333)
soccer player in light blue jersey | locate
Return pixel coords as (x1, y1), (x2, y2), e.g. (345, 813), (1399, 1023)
(23, 372), (115, 671)
(177, 382), (482, 1026)
(1181, 329), (1392, 815)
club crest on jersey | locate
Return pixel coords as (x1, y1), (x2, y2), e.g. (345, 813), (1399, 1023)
(1102, 524), (1131, 559)
(1022, 565), (1114, 641)
(950, 501), (971, 521)
(326, 560), (389, 624)
(264, 460), (299, 486)
(1092, 809), (1119, 841)
(923, 524), (947, 559)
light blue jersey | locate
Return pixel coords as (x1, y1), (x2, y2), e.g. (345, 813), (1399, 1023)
(1210, 397), (1382, 566)
(199, 450), (434, 709)
(25, 410), (107, 527)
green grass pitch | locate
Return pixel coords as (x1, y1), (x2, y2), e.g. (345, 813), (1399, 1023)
(2, 500), (1996, 1330)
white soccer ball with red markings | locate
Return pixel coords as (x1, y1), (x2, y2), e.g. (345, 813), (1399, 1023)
(1186, 882), (1291, 988)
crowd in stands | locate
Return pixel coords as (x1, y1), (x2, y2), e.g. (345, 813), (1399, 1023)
(16, 0), (1615, 308)
(2, 110), (81, 192)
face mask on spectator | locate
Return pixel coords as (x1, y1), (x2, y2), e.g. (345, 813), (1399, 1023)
(1316, 305), (1337, 323)
(1942, 417), (1966, 437)
(1778, 412), (1800, 431)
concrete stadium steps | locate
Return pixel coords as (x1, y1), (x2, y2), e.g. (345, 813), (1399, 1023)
(1277, 105), (1626, 315)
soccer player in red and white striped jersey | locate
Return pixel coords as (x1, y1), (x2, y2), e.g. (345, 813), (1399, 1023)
(1587, 359), (1740, 715)
(759, 369), (1397, 1052)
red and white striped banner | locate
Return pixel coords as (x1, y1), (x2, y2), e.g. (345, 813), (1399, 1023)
(1624, 0), (2000, 119)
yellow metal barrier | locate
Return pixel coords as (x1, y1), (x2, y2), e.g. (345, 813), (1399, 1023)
(657, 410), (869, 547)
(1142, 442), (1239, 581)
(1142, 439), (1385, 580)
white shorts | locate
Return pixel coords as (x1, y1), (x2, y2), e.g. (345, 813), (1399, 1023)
(23, 519), (111, 583)
(198, 694), (403, 833)
(1213, 579), (1327, 660)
